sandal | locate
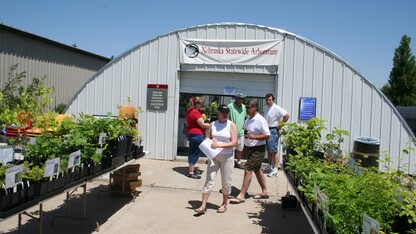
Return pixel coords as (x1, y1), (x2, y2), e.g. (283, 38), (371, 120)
(229, 197), (245, 204)
(195, 207), (206, 215)
(253, 194), (269, 199)
(217, 204), (227, 213)
(187, 173), (201, 179)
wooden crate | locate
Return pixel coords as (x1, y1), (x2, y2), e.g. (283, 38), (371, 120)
(111, 179), (142, 191)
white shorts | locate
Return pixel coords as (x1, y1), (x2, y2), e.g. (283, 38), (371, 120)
(236, 136), (245, 152)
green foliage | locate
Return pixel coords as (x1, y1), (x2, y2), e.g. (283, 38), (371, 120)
(54, 103), (67, 114)
(0, 64), (54, 129)
(382, 35), (416, 106)
(286, 146), (416, 233)
(282, 118), (416, 233)
(22, 163), (45, 182)
(279, 117), (326, 156)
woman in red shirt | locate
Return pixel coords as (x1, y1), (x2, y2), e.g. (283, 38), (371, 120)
(186, 96), (211, 179)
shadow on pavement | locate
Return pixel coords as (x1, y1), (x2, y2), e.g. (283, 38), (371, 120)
(187, 200), (221, 213)
(247, 199), (314, 234)
(5, 184), (132, 234)
(172, 166), (205, 176)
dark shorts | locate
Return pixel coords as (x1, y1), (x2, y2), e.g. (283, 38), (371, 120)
(243, 145), (266, 171)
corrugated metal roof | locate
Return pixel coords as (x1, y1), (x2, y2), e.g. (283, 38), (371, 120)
(0, 24), (110, 61)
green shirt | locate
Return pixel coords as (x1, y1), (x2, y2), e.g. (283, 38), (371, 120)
(228, 102), (246, 136)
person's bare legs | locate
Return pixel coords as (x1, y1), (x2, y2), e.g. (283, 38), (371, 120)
(196, 193), (209, 213)
(275, 151), (281, 169)
(217, 193), (228, 213)
(233, 170), (252, 201)
(235, 150), (243, 163)
(267, 151), (274, 165)
(188, 163), (195, 175)
(254, 169), (269, 196)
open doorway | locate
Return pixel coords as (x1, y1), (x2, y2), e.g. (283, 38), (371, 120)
(177, 93), (265, 156)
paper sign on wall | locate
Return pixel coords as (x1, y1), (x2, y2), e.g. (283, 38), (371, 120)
(299, 97), (317, 120)
(223, 85), (236, 96)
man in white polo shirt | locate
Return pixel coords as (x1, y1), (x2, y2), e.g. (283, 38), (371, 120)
(229, 99), (270, 204)
(263, 93), (290, 177)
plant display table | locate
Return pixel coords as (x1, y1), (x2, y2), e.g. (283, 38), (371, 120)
(283, 161), (320, 234)
(0, 158), (141, 234)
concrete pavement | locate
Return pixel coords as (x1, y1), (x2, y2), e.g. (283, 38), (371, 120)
(0, 157), (313, 234)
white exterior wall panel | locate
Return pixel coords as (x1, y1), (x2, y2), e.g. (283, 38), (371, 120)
(65, 23), (415, 173)
(279, 28), (415, 173)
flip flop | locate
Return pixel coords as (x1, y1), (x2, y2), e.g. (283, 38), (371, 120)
(217, 204), (227, 213)
(229, 197), (245, 204)
(253, 194), (270, 199)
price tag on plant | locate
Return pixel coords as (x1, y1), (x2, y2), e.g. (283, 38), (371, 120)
(99, 132), (107, 145)
(5, 164), (23, 189)
(314, 183), (329, 216)
(68, 150), (81, 169)
(362, 214), (380, 234)
(44, 157), (60, 177)
(0, 147), (14, 163)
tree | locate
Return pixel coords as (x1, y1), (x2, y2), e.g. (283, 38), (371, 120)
(0, 64), (54, 129)
(381, 35), (416, 106)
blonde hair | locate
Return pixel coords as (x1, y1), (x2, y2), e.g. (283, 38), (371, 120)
(187, 96), (204, 110)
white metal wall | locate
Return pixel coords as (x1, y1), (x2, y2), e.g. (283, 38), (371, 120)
(68, 34), (180, 161)
(65, 23), (415, 173)
(279, 34), (416, 173)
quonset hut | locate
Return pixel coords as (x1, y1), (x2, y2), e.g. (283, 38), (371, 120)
(65, 23), (416, 174)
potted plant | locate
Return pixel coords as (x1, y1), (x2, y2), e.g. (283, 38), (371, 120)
(322, 127), (349, 160)
(280, 117), (326, 160)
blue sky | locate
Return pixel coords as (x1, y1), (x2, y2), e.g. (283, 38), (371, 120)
(1, 0), (415, 89)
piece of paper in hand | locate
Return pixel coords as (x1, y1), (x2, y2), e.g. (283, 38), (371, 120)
(198, 138), (222, 162)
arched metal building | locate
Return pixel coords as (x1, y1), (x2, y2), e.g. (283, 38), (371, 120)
(65, 23), (416, 174)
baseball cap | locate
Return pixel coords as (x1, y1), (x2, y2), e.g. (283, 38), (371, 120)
(218, 104), (230, 113)
(235, 93), (246, 99)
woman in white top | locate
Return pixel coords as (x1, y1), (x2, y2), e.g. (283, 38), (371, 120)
(195, 104), (237, 214)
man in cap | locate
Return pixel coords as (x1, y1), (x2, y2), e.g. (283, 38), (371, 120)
(227, 92), (247, 168)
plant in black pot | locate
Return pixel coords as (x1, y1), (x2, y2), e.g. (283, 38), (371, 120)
(322, 127), (349, 161)
(280, 118), (326, 161)
(22, 163), (48, 197)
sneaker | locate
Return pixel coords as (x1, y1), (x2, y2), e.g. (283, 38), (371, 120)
(263, 165), (272, 174)
(267, 168), (278, 177)
(187, 173), (201, 179)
